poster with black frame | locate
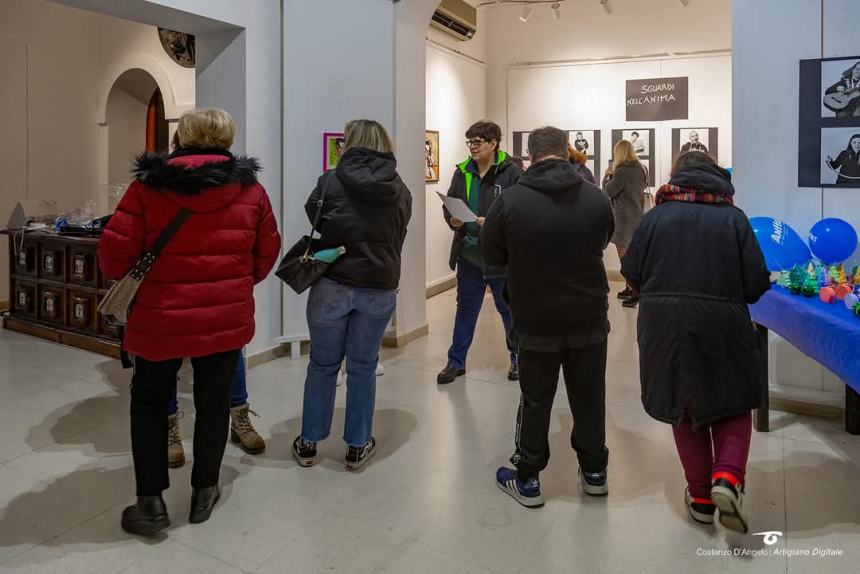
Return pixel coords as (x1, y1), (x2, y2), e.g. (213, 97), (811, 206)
(569, 130), (601, 178)
(672, 128), (718, 162)
(799, 56), (860, 187)
(611, 129), (656, 186)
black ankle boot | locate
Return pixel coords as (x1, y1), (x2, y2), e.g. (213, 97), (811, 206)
(121, 495), (170, 536)
(189, 485), (221, 524)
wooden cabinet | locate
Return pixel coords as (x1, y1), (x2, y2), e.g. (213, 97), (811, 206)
(3, 230), (120, 358)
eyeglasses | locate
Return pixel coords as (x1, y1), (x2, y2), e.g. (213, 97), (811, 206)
(466, 139), (487, 149)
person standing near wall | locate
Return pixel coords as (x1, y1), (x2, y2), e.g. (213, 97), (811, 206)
(568, 144), (596, 185)
(620, 151), (770, 533)
(603, 139), (648, 308)
(438, 120), (523, 385)
(99, 108), (281, 535)
(482, 127), (615, 507)
(292, 120), (412, 471)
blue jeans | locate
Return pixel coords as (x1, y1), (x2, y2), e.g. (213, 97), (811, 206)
(447, 260), (516, 369)
(301, 277), (396, 447)
(167, 353), (248, 415)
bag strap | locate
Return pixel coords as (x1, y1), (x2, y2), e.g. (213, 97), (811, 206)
(303, 173), (333, 257)
(129, 208), (190, 280)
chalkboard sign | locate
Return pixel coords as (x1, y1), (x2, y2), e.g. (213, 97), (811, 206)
(626, 77), (689, 121)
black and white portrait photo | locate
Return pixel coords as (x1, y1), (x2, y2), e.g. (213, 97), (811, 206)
(821, 128), (860, 186)
(821, 58), (860, 118)
(672, 127), (719, 162)
(622, 129), (650, 157)
(571, 130), (592, 154)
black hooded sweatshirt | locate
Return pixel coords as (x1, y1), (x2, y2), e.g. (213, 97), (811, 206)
(480, 159), (615, 339)
(305, 147), (412, 290)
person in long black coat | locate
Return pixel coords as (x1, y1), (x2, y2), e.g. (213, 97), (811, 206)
(621, 151), (770, 535)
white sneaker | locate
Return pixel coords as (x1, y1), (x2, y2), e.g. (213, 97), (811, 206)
(376, 363), (385, 376)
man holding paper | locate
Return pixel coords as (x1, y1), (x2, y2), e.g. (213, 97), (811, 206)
(438, 120), (523, 385)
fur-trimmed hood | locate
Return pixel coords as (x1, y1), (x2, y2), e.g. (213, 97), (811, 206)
(133, 151), (261, 196)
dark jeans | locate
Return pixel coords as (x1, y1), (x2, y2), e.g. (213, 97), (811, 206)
(167, 353), (247, 415)
(130, 349), (240, 495)
(512, 340), (609, 479)
(447, 260), (515, 368)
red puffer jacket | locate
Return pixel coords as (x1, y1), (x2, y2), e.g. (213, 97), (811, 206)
(98, 151), (281, 361)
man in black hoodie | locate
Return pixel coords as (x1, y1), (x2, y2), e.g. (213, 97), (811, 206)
(481, 126), (615, 507)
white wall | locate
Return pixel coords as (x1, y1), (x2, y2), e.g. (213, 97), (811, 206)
(0, 0), (195, 303)
(482, 0), (731, 274)
(734, 0), (860, 406)
(425, 39), (487, 290)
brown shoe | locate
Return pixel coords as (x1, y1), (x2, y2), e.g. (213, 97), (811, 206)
(230, 403), (265, 454)
(167, 413), (185, 468)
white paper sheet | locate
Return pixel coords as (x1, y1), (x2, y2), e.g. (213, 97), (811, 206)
(436, 191), (478, 223)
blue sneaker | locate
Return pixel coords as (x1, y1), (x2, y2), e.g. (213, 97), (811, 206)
(495, 467), (544, 507)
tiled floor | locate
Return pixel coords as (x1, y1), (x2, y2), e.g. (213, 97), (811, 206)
(0, 283), (858, 573)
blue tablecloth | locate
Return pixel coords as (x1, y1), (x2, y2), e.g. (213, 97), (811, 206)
(750, 286), (860, 392)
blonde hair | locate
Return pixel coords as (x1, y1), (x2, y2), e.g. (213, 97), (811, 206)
(343, 119), (394, 154)
(613, 139), (641, 167)
(177, 107), (236, 150)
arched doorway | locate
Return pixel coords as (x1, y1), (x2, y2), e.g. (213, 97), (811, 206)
(104, 68), (163, 211)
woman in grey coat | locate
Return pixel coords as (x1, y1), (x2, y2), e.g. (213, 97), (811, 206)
(603, 139), (648, 307)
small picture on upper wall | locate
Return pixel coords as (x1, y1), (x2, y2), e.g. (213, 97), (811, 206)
(622, 129), (650, 157)
(323, 132), (345, 171)
(672, 127), (719, 162)
(821, 58), (860, 118)
(158, 28), (196, 68)
(821, 128), (860, 186)
(571, 131), (593, 154)
(426, 130), (440, 183)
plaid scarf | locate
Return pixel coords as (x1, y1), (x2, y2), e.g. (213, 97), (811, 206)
(655, 184), (734, 206)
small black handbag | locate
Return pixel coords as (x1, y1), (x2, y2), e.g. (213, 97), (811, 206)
(276, 173), (333, 294)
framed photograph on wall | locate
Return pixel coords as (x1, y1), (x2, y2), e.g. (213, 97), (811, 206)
(820, 128), (860, 185)
(612, 129), (656, 186)
(799, 55), (860, 187)
(512, 131), (530, 160)
(569, 130), (601, 177)
(672, 128), (718, 162)
(323, 132), (345, 171)
(425, 130), (440, 183)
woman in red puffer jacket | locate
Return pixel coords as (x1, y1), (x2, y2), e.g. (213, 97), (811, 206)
(98, 108), (281, 536)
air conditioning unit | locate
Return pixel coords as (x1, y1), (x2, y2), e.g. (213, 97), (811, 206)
(430, 0), (477, 41)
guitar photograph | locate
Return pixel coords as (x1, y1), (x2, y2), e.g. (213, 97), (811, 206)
(823, 61), (860, 117)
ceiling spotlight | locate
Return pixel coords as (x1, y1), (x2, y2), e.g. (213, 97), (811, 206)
(679, 0), (692, 5)
(551, 2), (561, 19)
(518, 5), (533, 22)
(600, 0), (612, 15)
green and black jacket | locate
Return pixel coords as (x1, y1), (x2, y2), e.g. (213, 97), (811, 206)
(442, 150), (522, 276)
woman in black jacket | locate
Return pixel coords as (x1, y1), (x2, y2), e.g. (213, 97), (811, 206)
(621, 152), (770, 534)
(826, 133), (860, 185)
(292, 119), (412, 471)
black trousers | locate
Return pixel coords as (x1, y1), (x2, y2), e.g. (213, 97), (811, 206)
(513, 340), (609, 479)
(130, 349), (240, 496)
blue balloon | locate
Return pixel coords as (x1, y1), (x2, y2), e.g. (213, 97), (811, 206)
(809, 218), (858, 264)
(749, 217), (811, 271)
